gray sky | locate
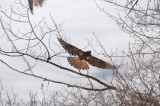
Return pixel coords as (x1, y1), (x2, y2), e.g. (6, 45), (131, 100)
(0, 0), (133, 101)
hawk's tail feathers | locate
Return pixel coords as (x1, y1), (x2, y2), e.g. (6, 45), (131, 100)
(67, 57), (89, 70)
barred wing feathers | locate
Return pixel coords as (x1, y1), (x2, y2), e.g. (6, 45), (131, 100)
(87, 56), (117, 69)
(58, 38), (83, 56)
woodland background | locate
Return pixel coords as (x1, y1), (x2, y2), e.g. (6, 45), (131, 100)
(0, 0), (160, 105)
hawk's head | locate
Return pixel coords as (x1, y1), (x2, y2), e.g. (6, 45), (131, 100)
(79, 51), (91, 60)
(85, 51), (91, 56)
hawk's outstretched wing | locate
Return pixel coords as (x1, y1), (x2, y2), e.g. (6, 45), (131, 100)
(28, 0), (45, 14)
(58, 37), (116, 70)
(58, 38), (84, 56)
(87, 56), (117, 69)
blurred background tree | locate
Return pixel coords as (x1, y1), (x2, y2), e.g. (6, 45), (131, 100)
(0, 0), (160, 105)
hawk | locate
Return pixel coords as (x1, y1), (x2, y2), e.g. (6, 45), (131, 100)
(58, 38), (117, 70)
(28, 0), (45, 14)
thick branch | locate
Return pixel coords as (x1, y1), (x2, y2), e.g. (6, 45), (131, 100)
(0, 59), (116, 91)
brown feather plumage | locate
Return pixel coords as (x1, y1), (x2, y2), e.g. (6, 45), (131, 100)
(28, 0), (33, 14)
(67, 57), (89, 70)
(58, 38), (83, 56)
(58, 38), (116, 70)
(87, 56), (116, 69)
(28, 0), (45, 14)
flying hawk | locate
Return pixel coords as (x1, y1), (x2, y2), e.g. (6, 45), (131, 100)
(28, 0), (45, 14)
(58, 38), (117, 70)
